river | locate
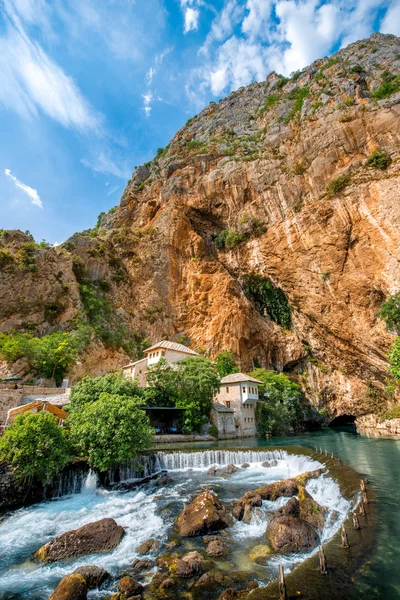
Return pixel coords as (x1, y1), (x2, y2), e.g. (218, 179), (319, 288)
(0, 426), (399, 599)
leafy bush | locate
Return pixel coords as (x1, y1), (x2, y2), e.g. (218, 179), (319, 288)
(367, 150), (392, 170)
(0, 248), (14, 269)
(69, 372), (143, 413)
(372, 71), (400, 99)
(209, 425), (218, 438)
(215, 351), (239, 377)
(17, 242), (38, 272)
(275, 76), (289, 90)
(293, 160), (308, 175)
(325, 173), (351, 197)
(380, 405), (400, 421)
(285, 87), (310, 123)
(0, 327), (90, 385)
(214, 229), (246, 250)
(68, 393), (153, 471)
(146, 356), (220, 433)
(0, 412), (70, 483)
(243, 274), (291, 329)
(260, 94), (280, 115)
(389, 337), (400, 381)
(378, 293), (400, 333)
(251, 369), (303, 436)
(156, 146), (169, 158)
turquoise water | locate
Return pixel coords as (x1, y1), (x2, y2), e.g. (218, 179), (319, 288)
(210, 426), (400, 599)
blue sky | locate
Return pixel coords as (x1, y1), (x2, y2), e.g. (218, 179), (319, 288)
(1, 0), (399, 244)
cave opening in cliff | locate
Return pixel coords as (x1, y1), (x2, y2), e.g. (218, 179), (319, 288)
(329, 414), (356, 427)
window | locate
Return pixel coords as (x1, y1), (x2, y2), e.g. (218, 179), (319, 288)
(161, 350), (165, 356)
(226, 401), (231, 408)
(226, 387), (229, 393)
(242, 387), (246, 393)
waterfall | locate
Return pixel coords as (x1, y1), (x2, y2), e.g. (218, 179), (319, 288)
(155, 449), (287, 470)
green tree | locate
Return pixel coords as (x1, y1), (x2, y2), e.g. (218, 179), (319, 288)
(146, 359), (180, 406)
(68, 393), (153, 471)
(69, 372), (143, 412)
(250, 368), (303, 436)
(379, 293), (400, 333)
(32, 328), (90, 385)
(215, 351), (239, 377)
(243, 274), (291, 329)
(176, 356), (221, 433)
(389, 338), (400, 382)
(0, 412), (70, 484)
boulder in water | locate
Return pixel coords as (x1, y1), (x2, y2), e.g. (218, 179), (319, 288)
(261, 461), (271, 468)
(266, 498), (320, 553)
(206, 538), (228, 557)
(35, 518), (124, 563)
(218, 589), (239, 600)
(72, 566), (110, 590)
(248, 544), (272, 564)
(117, 576), (144, 598)
(48, 574), (87, 600)
(176, 491), (231, 537)
(241, 463), (250, 468)
(208, 466), (219, 475)
(130, 558), (154, 573)
(232, 491), (262, 521)
(298, 486), (327, 531)
(222, 464), (239, 474)
(136, 538), (160, 555)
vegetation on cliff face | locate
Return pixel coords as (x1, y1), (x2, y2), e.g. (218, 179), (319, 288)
(243, 275), (292, 330)
(215, 351), (239, 377)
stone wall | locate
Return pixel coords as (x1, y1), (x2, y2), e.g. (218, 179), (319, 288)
(22, 386), (65, 396)
(356, 414), (400, 436)
(0, 389), (24, 425)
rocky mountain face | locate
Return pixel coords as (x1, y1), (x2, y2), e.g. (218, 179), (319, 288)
(1, 33), (399, 419)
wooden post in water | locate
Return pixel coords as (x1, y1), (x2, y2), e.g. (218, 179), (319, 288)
(341, 524), (350, 548)
(362, 490), (368, 505)
(359, 501), (366, 516)
(352, 512), (360, 530)
(279, 565), (288, 600)
(360, 479), (366, 492)
(319, 545), (328, 574)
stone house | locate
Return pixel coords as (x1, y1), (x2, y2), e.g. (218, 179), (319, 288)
(122, 340), (199, 386)
(213, 373), (262, 437)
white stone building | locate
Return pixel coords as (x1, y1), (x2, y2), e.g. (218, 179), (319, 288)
(212, 373), (262, 437)
(122, 340), (199, 387)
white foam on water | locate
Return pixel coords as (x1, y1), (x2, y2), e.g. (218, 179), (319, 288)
(0, 452), (350, 598)
(0, 477), (166, 597)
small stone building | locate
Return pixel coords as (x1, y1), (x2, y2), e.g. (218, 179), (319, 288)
(210, 403), (236, 438)
(213, 373), (262, 437)
(122, 340), (199, 387)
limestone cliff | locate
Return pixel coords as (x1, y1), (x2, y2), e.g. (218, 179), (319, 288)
(1, 33), (399, 419)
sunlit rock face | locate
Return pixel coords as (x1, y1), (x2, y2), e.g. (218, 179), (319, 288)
(1, 33), (399, 417)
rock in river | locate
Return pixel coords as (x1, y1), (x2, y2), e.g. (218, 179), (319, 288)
(35, 518), (124, 563)
(266, 498), (320, 553)
(48, 574), (87, 600)
(176, 491), (231, 537)
(72, 566), (110, 590)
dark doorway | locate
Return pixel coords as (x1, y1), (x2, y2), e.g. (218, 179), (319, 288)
(329, 414), (356, 427)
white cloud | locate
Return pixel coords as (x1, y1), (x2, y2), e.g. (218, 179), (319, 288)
(4, 168), (43, 209)
(81, 152), (131, 179)
(242, 0), (272, 39)
(381, 1), (400, 36)
(184, 7), (200, 33)
(0, 7), (99, 131)
(143, 92), (154, 117)
(192, 0), (390, 99)
(107, 185), (120, 196)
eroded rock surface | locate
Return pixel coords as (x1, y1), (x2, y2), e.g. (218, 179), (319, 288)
(48, 574), (87, 600)
(35, 518), (124, 563)
(176, 491), (231, 537)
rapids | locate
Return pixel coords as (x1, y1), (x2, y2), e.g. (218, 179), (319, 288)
(0, 449), (350, 599)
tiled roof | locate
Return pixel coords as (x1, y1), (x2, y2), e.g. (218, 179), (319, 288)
(144, 340), (199, 355)
(220, 373), (263, 384)
(212, 402), (234, 413)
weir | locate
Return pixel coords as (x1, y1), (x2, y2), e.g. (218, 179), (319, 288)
(52, 448), (291, 493)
